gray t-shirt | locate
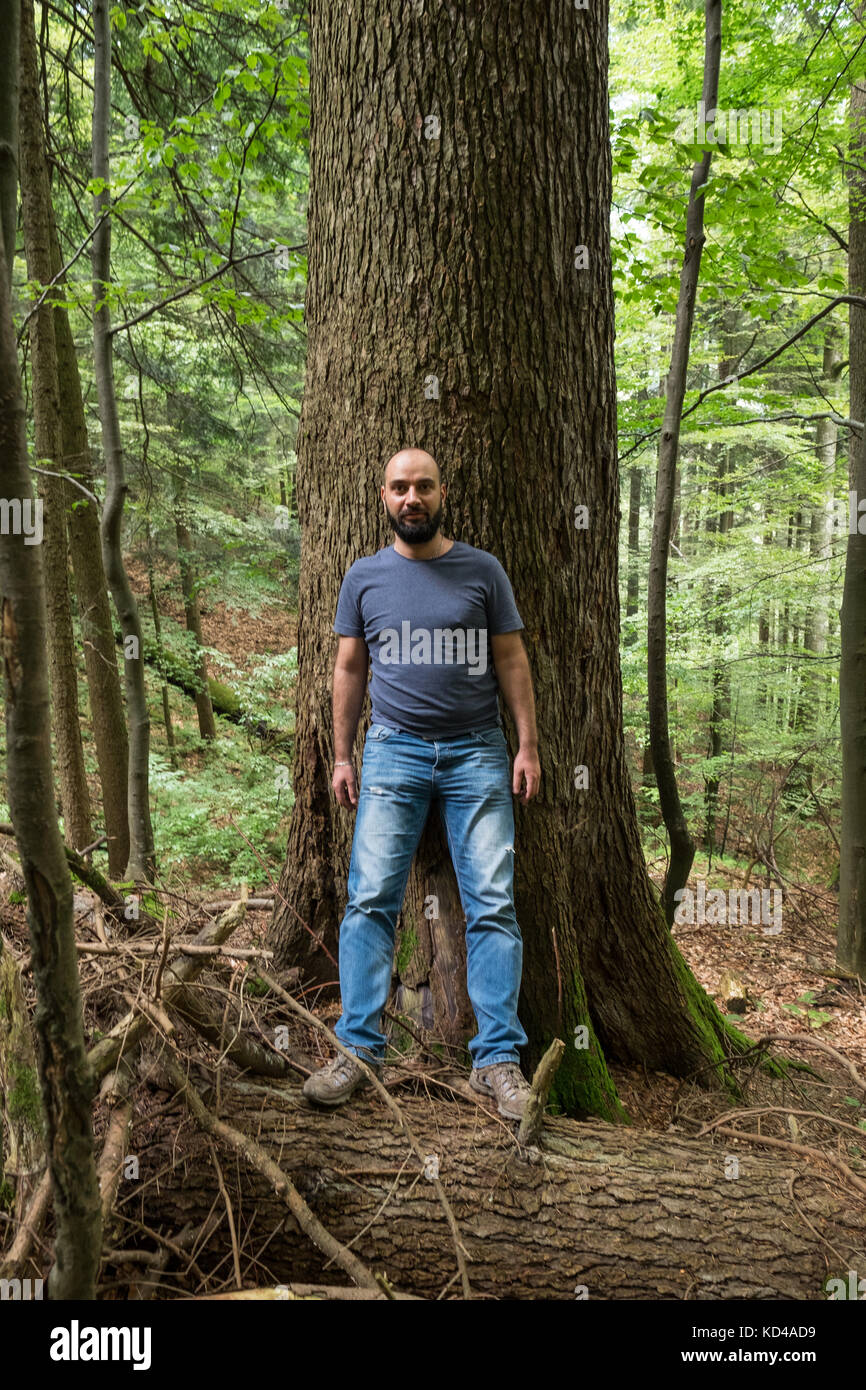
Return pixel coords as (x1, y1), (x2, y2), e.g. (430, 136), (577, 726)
(333, 541), (523, 737)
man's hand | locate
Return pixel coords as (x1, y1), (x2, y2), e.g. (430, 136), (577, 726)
(333, 762), (358, 809)
(512, 746), (541, 803)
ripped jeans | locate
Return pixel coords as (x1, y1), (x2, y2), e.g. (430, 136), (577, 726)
(335, 722), (528, 1068)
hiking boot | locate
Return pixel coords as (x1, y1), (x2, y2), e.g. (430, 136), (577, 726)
(303, 1051), (381, 1107)
(470, 1061), (533, 1121)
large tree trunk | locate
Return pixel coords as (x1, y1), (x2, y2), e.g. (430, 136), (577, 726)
(839, 47), (866, 979)
(648, 0), (721, 926)
(49, 197), (130, 879)
(138, 1076), (866, 1300)
(269, 0), (747, 1119)
(0, 0), (101, 1296)
(91, 0), (155, 882)
(18, 0), (94, 857)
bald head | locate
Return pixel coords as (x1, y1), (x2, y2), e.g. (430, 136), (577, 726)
(383, 448), (441, 487)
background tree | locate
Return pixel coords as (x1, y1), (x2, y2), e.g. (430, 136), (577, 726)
(839, 45), (866, 979)
(0, 0), (100, 1298)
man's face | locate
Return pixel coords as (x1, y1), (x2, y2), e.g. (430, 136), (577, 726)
(382, 456), (444, 544)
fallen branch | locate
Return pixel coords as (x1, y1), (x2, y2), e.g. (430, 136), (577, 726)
(169, 983), (311, 1078)
(750, 1034), (866, 1095)
(694, 1105), (866, 1143)
(87, 898), (247, 1084)
(258, 969), (473, 1300)
(0, 823), (159, 928)
(202, 898), (274, 913)
(96, 1060), (134, 1230)
(75, 942), (277, 961)
(0, 1169), (51, 1280)
(161, 1048), (384, 1295)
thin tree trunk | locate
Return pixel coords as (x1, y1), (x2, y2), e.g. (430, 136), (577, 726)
(18, 0), (94, 855)
(0, 0), (101, 1294)
(91, 0), (155, 882)
(704, 320), (736, 854)
(269, 0), (747, 1118)
(802, 330), (842, 731)
(49, 194), (130, 878)
(173, 478), (216, 742)
(648, 0), (721, 925)
(146, 518), (177, 764)
(839, 48), (866, 979)
(0, 0), (16, 286)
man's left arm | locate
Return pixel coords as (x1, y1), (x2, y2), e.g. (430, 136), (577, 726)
(490, 631), (541, 803)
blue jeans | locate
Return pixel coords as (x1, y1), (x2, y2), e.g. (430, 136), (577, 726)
(334, 722), (528, 1068)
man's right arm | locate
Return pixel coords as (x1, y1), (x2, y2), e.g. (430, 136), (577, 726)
(332, 635), (369, 808)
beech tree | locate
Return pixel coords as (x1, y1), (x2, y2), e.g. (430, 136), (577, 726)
(838, 50), (866, 979)
(648, 0), (720, 926)
(268, 0), (748, 1117)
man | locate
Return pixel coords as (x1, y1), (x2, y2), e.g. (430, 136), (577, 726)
(303, 448), (542, 1120)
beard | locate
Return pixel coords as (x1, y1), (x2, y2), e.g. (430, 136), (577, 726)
(386, 500), (444, 545)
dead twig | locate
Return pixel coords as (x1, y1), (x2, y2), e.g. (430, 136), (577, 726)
(169, 984), (310, 1078)
(87, 898), (247, 1084)
(517, 1038), (565, 1147)
(207, 1139), (242, 1290)
(750, 1034), (866, 1095)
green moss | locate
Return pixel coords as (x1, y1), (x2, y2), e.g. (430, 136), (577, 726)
(0, 1178), (14, 1211)
(395, 922), (419, 976)
(243, 974), (269, 997)
(547, 970), (629, 1122)
(8, 1063), (41, 1128)
(208, 678), (241, 714)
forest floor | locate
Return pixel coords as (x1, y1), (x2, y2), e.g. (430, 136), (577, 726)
(2, 570), (864, 1296)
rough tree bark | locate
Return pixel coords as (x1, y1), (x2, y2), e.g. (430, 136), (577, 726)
(0, 0), (16, 287)
(268, 0), (751, 1118)
(839, 41), (866, 980)
(49, 194), (130, 878)
(91, 0), (155, 882)
(18, 0), (94, 856)
(0, 0), (101, 1296)
(648, 0), (721, 926)
(136, 1078), (866, 1300)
